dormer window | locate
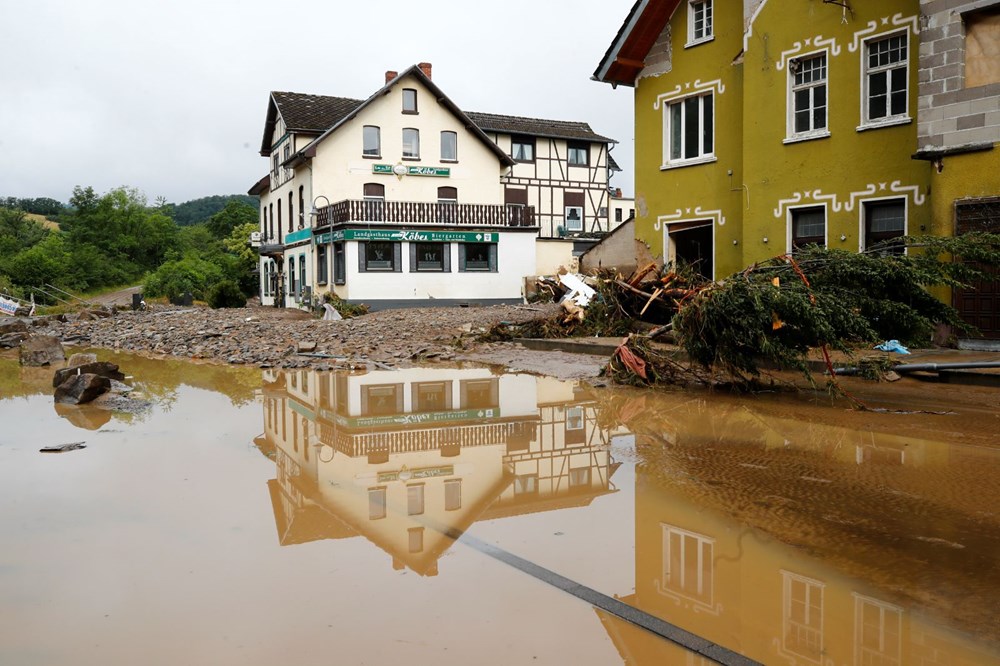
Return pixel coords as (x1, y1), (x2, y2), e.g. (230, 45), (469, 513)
(567, 141), (589, 166)
(402, 88), (418, 114)
(511, 135), (535, 163)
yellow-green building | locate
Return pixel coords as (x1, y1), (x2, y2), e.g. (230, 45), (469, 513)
(595, 0), (934, 282)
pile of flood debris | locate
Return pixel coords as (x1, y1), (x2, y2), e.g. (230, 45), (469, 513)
(496, 233), (1000, 393)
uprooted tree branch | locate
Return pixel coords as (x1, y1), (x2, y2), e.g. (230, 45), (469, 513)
(487, 233), (1000, 391)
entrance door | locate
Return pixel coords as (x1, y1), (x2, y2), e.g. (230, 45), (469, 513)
(954, 198), (999, 340)
(670, 223), (714, 280)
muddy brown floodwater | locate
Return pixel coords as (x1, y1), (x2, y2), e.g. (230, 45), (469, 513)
(1, 349), (998, 665)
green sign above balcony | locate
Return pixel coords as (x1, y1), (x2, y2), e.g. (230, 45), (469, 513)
(373, 164), (450, 177)
(315, 230), (498, 244)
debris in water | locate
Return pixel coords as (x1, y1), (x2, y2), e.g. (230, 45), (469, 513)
(40, 442), (87, 453)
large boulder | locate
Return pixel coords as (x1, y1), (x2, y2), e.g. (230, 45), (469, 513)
(54, 373), (111, 405)
(52, 361), (126, 388)
(19, 335), (66, 366)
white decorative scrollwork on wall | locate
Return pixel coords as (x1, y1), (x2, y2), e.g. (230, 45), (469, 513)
(776, 35), (841, 71)
(773, 190), (842, 218)
(653, 79), (726, 110)
(655, 207), (726, 231)
(849, 14), (919, 52)
(889, 181), (926, 206)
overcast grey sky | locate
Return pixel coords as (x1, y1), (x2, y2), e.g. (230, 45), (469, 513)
(0, 0), (636, 205)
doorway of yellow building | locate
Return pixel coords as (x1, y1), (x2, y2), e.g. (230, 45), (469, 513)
(665, 221), (714, 281)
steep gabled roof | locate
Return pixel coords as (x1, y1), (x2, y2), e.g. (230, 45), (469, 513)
(593, 0), (683, 88)
(290, 65), (515, 169)
(260, 92), (363, 155)
(247, 174), (269, 196)
(465, 111), (616, 144)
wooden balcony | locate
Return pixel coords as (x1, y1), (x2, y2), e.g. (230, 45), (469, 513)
(314, 199), (536, 229)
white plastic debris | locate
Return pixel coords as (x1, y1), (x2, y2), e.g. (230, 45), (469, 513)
(558, 273), (597, 308)
(322, 303), (343, 321)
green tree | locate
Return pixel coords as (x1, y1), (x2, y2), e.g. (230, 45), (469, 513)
(206, 200), (258, 239)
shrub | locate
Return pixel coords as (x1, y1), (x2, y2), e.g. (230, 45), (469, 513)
(323, 292), (369, 318)
(207, 279), (246, 309)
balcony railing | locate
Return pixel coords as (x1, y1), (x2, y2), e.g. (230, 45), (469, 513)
(314, 199), (536, 229)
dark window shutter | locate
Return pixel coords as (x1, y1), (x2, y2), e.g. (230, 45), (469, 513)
(443, 243), (451, 272)
(358, 242), (367, 272)
(565, 191), (585, 207)
(393, 243), (402, 272)
(489, 244), (498, 272)
(408, 243), (417, 273)
(458, 244), (467, 271)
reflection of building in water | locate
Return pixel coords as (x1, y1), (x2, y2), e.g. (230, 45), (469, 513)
(257, 367), (619, 575)
(597, 404), (1000, 665)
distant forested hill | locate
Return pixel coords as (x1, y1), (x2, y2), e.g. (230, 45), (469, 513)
(168, 194), (258, 226)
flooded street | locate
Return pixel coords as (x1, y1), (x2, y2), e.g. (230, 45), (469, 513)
(1, 351), (998, 665)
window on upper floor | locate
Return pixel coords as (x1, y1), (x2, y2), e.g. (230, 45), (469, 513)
(565, 206), (584, 232)
(663, 93), (715, 167)
(363, 126), (381, 157)
(402, 88), (418, 113)
(862, 33), (909, 128)
(791, 206), (826, 251)
(687, 0), (713, 46)
(511, 135), (535, 163)
(441, 131), (458, 161)
(567, 141), (589, 166)
(403, 128), (420, 159)
(615, 208), (623, 223)
(787, 53), (829, 141)
(965, 8), (1000, 88)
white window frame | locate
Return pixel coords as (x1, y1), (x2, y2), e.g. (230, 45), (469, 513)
(781, 570), (825, 664)
(785, 50), (830, 143)
(564, 206), (584, 231)
(787, 204), (828, 253)
(362, 125), (381, 158)
(661, 92), (716, 169)
(440, 130), (458, 162)
(686, 0), (714, 47)
(402, 128), (420, 159)
(659, 524), (715, 607)
(859, 30), (911, 131)
(853, 594), (903, 666)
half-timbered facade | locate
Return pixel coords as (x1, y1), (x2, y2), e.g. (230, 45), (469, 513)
(595, 0), (933, 281)
(465, 111), (621, 238)
(251, 63), (624, 309)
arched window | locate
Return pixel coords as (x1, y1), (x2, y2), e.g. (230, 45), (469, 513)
(298, 186), (305, 228)
(289, 192), (295, 229)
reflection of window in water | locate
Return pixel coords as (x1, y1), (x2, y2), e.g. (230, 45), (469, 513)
(408, 527), (424, 554)
(335, 374), (348, 412)
(565, 406), (586, 445)
(460, 379), (499, 409)
(514, 474), (538, 495)
(782, 571), (824, 662)
(568, 467), (591, 488)
(661, 524), (714, 607)
(362, 384), (403, 416)
(369, 488), (386, 520)
(407, 484), (425, 516)
(444, 479), (462, 511)
(413, 381), (452, 412)
(855, 445), (905, 466)
(319, 375), (331, 407)
(854, 594), (902, 666)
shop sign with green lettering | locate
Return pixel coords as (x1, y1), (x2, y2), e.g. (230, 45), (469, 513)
(377, 465), (455, 483)
(316, 230), (496, 244)
(334, 407), (498, 428)
(373, 164), (450, 177)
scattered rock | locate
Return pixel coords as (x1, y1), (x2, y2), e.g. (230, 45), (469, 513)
(54, 374), (111, 404)
(53, 361), (126, 388)
(67, 352), (99, 368)
(297, 341), (317, 353)
(19, 335), (66, 367)
(0, 332), (28, 348)
(0, 319), (29, 335)
(39, 441), (87, 453)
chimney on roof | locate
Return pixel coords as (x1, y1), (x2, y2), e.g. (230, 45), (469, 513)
(385, 70), (399, 84)
(418, 62), (433, 80)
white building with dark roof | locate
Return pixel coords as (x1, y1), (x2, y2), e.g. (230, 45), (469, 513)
(250, 63), (627, 309)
